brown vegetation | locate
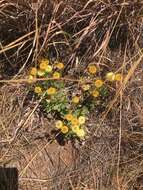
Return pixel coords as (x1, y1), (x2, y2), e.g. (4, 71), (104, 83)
(0, 0), (143, 189)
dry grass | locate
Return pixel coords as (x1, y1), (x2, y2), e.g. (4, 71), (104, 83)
(0, 0), (143, 190)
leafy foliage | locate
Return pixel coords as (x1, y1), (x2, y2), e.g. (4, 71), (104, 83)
(29, 58), (123, 141)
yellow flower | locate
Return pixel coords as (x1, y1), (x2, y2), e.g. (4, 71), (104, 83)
(78, 116), (86, 125)
(92, 90), (99, 97)
(61, 125), (69, 134)
(76, 128), (85, 138)
(72, 96), (80, 104)
(55, 62), (64, 70)
(81, 84), (90, 91)
(79, 76), (85, 83)
(94, 79), (103, 88)
(88, 65), (97, 74)
(28, 75), (35, 83)
(65, 113), (74, 121)
(115, 73), (122, 81)
(34, 86), (42, 94)
(53, 72), (61, 79)
(72, 125), (80, 133)
(71, 117), (79, 125)
(55, 120), (63, 129)
(39, 58), (49, 64)
(39, 59), (49, 70)
(45, 65), (52, 73)
(47, 87), (57, 95)
(30, 67), (37, 76)
(106, 72), (115, 81)
(37, 69), (45, 76)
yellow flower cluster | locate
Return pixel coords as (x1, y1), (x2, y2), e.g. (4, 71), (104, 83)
(87, 64), (122, 81)
(65, 113), (79, 125)
(30, 58), (65, 97)
(29, 58), (52, 79)
(30, 57), (124, 142)
(28, 67), (37, 83)
(34, 86), (57, 96)
(39, 59), (49, 69)
(90, 79), (103, 98)
(80, 65), (103, 98)
(39, 59), (52, 75)
(83, 65), (123, 99)
(72, 126), (85, 138)
(106, 72), (122, 81)
(81, 81), (102, 98)
(65, 114), (86, 125)
(64, 114), (86, 138)
(55, 114), (86, 138)
(29, 59), (65, 79)
(55, 120), (69, 134)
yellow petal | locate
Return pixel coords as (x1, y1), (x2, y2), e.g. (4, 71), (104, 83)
(34, 86), (42, 94)
(61, 126), (69, 134)
(72, 96), (80, 104)
(55, 120), (63, 129)
(76, 129), (85, 138)
(72, 125), (80, 133)
(94, 79), (103, 88)
(88, 65), (97, 74)
(55, 62), (64, 69)
(106, 72), (115, 81)
(37, 69), (45, 76)
(92, 90), (99, 97)
(115, 73), (122, 81)
(47, 87), (57, 95)
(65, 114), (74, 121)
(53, 72), (61, 79)
(78, 116), (86, 124)
(30, 67), (37, 76)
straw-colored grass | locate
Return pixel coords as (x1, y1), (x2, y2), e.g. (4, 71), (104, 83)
(0, 0), (143, 189)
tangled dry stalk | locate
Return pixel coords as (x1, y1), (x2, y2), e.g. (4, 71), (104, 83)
(0, 0), (143, 189)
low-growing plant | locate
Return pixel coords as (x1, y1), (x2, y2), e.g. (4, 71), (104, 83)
(28, 58), (123, 141)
